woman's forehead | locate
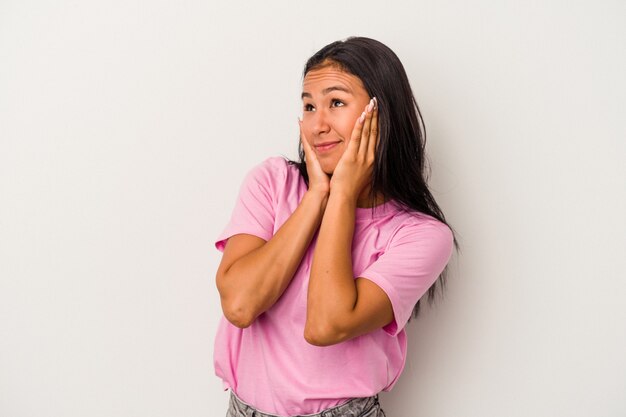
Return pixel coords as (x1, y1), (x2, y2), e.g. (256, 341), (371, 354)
(302, 67), (365, 94)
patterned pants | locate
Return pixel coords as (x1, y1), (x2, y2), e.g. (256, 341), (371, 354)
(226, 391), (387, 417)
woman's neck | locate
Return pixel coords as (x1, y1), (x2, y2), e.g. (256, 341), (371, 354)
(356, 187), (387, 208)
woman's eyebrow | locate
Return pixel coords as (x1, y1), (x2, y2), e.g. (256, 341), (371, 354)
(301, 85), (353, 99)
(322, 85), (352, 95)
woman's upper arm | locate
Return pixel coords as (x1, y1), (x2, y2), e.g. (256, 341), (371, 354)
(311, 221), (453, 345)
(308, 278), (394, 346)
(216, 234), (266, 286)
(349, 277), (395, 336)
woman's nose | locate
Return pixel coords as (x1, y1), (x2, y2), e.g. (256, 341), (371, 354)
(312, 109), (330, 136)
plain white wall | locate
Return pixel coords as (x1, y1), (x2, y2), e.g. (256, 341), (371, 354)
(1, 1), (625, 416)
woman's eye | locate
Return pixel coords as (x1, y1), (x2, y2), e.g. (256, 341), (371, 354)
(331, 99), (345, 107)
(303, 103), (315, 112)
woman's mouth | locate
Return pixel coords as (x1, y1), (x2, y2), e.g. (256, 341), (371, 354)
(314, 141), (341, 153)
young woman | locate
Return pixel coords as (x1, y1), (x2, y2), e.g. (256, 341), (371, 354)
(214, 37), (456, 417)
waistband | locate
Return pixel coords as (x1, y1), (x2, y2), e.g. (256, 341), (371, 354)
(228, 390), (380, 417)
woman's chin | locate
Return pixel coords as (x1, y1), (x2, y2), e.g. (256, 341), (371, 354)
(316, 159), (338, 176)
(320, 165), (336, 176)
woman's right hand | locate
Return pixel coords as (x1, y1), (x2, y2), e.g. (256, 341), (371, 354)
(299, 120), (331, 196)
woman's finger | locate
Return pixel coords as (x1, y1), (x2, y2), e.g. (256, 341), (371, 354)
(358, 98), (375, 158)
(299, 119), (327, 177)
(348, 110), (366, 156)
(299, 119), (315, 160)
(368, 97), (379, 159)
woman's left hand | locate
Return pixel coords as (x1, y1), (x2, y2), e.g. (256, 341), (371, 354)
(330, 97), (378, 202)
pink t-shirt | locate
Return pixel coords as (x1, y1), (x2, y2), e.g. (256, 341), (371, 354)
(214, 157), (453, 416)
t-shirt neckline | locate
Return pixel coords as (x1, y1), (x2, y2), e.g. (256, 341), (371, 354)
(355, 200), (400, 220)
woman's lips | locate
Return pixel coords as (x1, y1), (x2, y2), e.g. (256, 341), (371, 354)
(314, 141), (341, 153)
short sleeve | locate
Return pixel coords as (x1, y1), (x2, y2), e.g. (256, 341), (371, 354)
(215, 157), (286, 252)
(359, 219), (454, 336)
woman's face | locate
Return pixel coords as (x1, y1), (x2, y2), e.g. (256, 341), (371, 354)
(301, 65), (371, 175)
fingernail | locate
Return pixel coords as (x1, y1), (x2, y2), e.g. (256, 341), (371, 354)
(359, 111), (366, 123)
(367, 99), (374, 113)
(373, 97), (378, 109)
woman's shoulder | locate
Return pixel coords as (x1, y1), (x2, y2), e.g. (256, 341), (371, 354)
(390, 207), (454, 245)
(252, 156), (300, 174)
(249, 155), (288, 173)
(244, 156), (299, 183)
(239, 157), (304, 202)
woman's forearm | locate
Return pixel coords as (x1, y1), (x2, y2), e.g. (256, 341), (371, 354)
(217, 189), (327, 328)
(305, 192), (359, 342)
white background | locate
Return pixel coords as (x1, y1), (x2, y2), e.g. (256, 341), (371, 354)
(1, 1), (625, 416)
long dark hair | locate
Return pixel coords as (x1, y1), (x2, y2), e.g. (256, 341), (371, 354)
(291, 36), (459, 318)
